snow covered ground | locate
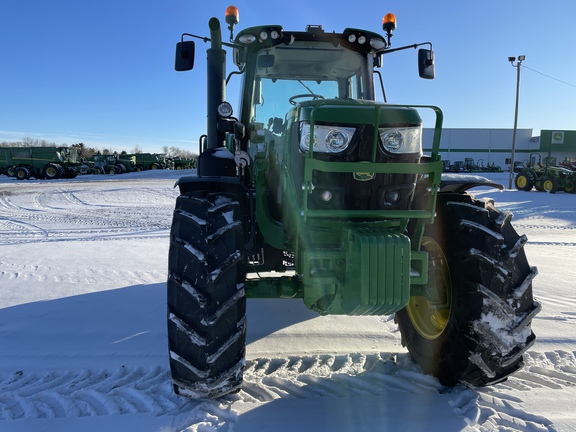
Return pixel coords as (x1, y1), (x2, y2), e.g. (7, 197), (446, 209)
(0, 169), (575, 431)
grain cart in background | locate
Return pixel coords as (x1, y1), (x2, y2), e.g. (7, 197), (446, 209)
(167, 6), (541, 398)
(515, 153), (576, 193)
(4, 146), (82, 180)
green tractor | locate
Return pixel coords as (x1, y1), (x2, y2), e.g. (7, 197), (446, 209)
(126, 153), (167, 171)
(90, 153), (134, 174)
(515, 153), (576, 193)
(2, 146), (82, 180)
(169, 156), (196, 170)
(167, 6), (541, 398)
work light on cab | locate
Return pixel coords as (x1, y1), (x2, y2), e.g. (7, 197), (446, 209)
(217, 101), (233, 118)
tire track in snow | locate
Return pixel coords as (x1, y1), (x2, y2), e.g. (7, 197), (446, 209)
(0, 191), (19, 210)
(0, 182), (177, 246)
(0, 219), (48, 240)
(0, 352), (568, 431)
(0, 261), (166, 285)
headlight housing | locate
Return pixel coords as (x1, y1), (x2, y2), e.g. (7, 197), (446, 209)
(378, 126), (422, 155)
(300, 124), (356, 154)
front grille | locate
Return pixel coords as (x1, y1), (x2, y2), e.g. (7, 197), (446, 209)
(305, 125), (420, 211)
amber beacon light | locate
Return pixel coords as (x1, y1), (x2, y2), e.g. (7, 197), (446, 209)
(382, 13), (396, 45)
(225, 5), (240, 40)
(226, 6), (239, 26)
(382, 13), (397, 32)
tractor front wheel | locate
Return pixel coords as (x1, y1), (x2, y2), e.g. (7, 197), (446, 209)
(396, 193), (540, 387)
(167, 191), (246, 398)
(542, 177), (558, 193)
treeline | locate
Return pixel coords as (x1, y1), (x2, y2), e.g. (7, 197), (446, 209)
(1, 137), (59, 148)
(0, 138), (198, 160)
(161, 146), (198, 160)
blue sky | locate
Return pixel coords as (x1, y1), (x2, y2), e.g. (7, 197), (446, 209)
(1, 0), (575, 154)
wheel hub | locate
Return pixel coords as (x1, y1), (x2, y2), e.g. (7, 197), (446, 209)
(406, 237), (452, 340)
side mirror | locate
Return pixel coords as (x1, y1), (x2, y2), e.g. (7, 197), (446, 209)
(418, 49), (435, 79)
(175, 41), (195, 71)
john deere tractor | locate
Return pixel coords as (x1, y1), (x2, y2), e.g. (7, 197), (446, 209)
(515, 153), (576, 193)
(167, 6), (541, 398)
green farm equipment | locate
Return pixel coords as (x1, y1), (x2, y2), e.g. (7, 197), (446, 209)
(169, 157), (196, 170)
(515, 153), (576, 193)
(126, 153), (166, 171)
(90, 153), (135, 174)
(0, 148), (13, 176)
(167, 6), (541, 398)
(1, 146), (82, 180)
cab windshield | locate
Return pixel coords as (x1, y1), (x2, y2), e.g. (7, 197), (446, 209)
(251, 41), (371, 125)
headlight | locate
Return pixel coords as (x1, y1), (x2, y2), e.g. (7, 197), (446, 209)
(300, 124), (355, 154)
(378, 126), (422, 154)
(300, 131), (317, 151)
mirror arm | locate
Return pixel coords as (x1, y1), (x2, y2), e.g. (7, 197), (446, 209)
(181, 32), (210, 44)
(380, 41), (433, 55)
(181, 32), (243, 49)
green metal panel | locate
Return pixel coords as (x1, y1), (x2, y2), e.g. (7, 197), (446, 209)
(343, 226), (410, 315)
(299, 226), (411, 315)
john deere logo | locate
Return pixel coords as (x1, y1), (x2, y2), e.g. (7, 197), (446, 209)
(552, 131), (564, 144)
(353, 162), (375, 181)
(354, 171), (375, 181)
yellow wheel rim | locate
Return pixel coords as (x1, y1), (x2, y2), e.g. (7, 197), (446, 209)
(406, 237), (452, 340)
(516, 175), (527, 188)
(543, 180), (553, 191)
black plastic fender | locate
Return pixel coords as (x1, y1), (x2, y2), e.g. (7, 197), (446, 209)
(196, 147), (237, 177)
(439, 173), (504, 194)
(174, 175), (247, 196)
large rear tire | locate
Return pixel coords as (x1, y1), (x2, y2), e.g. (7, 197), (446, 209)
(514, 172), (534, 191)
(167, 192), (246, 398)
(396, 193), (540, 387)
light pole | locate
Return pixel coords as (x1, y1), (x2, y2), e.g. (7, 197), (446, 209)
(508, 55), (525, 189)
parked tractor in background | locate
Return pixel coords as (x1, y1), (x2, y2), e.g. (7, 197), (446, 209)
(169, 156), (196, 170)
(90, 153), (135, 174)
(126, 153), (167, 171)
(167, 6), (540, 398)
(515, 153), (576, 193)
(0, 146), (83, 180)
(441, 158), (501, 173)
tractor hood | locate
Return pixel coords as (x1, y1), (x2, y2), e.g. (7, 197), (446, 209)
(296, 99), (422, 127)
